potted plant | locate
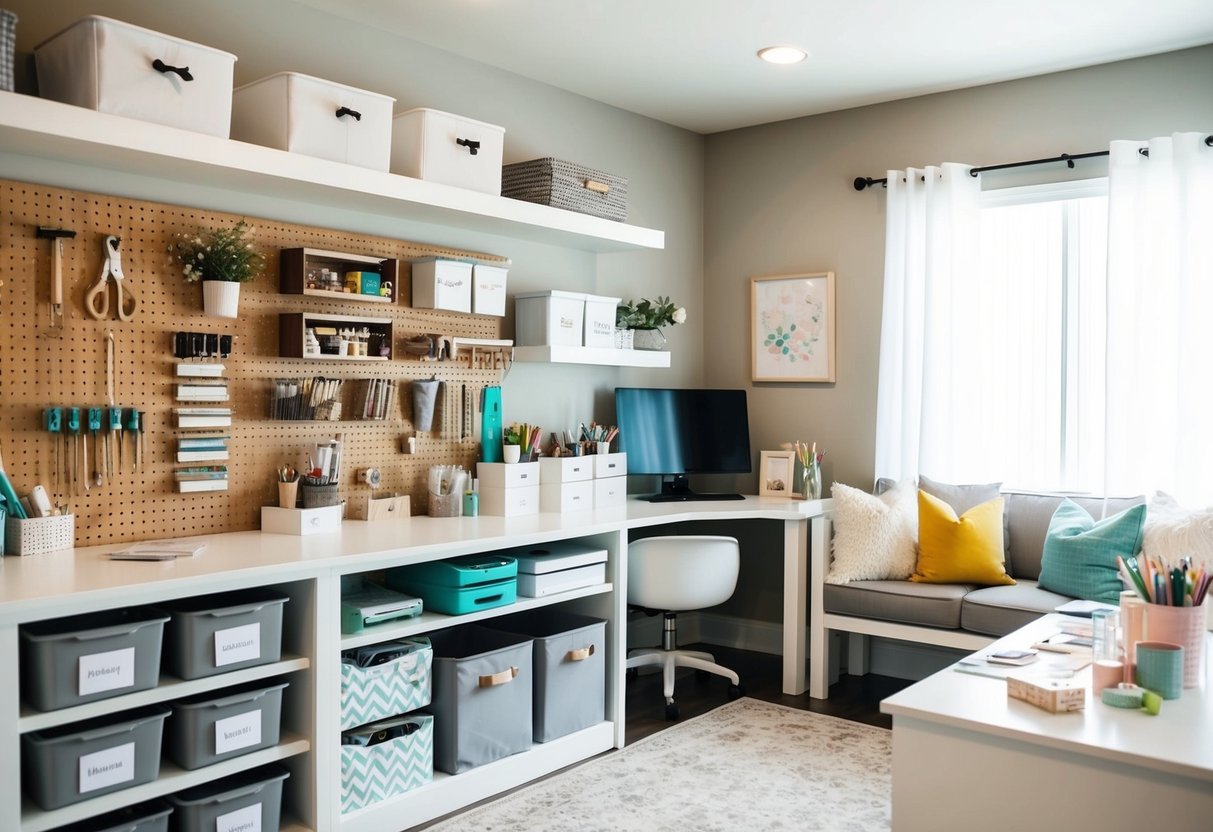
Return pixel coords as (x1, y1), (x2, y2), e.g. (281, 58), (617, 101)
(168, 219), (264, 318)
(502, 424), (523, 464)
(615, 295), (687, 351)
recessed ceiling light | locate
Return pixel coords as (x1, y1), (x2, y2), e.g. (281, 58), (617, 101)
(757, 45), (807, 65)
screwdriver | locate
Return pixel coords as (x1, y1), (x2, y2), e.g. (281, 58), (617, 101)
(45, 407), (62, 492)
(126, 409), (140, 474)
(88, 407), (103, 486)
(67, 407), (81, 495)
(109, 407), (122, 476)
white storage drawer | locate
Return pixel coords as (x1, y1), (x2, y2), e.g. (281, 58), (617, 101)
(593, 476), (627, 509)
(473, 264), (509, 317)
(480, 484), (539, 517)
(593, 452), (627, 478)
(231, 72), (395, 170)
(515, 291), (585, 347)
(477, 461), (539, 489)
(540, 480), (594, 513)
(412, 259), (472, 313)
(539, 456), (594, 484)
(518, 562), (606, 597)
(34, 15), (236, 137)
(392, 107), (505, 195)
(583, 294), (622, 348)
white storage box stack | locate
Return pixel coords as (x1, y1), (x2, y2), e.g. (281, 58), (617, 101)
(539, 457), (594, 513)
(505, 542), (608, 598)
(392, 108), (505, 194)
(34, 16), (237, 137)
(231, 72), (395, 170)
(593, 452), (628, 508)
(473, 264), (509, 317)
(515, 291), (585, 347)
(478, 461), (540, 516)
(413, 258), (472, 314)
(583, 294), (622, 348)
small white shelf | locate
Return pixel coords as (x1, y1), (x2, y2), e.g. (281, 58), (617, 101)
(513, 345), (671, 368)
(302, 287), (394, 304)
(0, 92), (664, 253)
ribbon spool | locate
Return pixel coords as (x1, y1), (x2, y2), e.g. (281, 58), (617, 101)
(359, 468), (381, 488)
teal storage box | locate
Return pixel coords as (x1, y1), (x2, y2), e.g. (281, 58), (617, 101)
(341, 638), (432, 729)
(398, 578), (516, 615)
(387, 554), (518, 615)
(340, 713), (433, 813)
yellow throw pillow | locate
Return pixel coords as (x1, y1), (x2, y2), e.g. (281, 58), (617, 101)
(911, 490), (1015, 585)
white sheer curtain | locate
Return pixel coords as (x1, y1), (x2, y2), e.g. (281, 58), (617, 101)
(873, 163), (981, 482)
(1105, 133), (1213, 504)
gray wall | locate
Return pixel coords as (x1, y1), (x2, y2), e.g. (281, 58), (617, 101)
(703, 45), (1213, 622)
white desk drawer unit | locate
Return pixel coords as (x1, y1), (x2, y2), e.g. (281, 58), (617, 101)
(479, 485), (539, 517)
(593, 476), (627, 509)
(540, 479), (593, 513)
(538, 456), (594, 484)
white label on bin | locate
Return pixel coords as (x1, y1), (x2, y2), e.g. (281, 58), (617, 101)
(214, 622), (261, 667)
(215, 708), (262, 754)
(77, 647), (135, 696)
(78, 741), (135, 793)
(217, 803), (261, 832)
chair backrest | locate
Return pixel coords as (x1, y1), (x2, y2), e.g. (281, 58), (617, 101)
(627, 535), (740, 612)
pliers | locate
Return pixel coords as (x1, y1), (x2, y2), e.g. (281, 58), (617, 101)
(85, 235), (138, 321)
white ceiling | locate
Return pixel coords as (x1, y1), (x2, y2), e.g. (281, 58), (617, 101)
(293, 0), (1213, 134)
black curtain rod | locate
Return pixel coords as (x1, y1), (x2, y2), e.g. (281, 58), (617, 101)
(852, 135), (1213, 191)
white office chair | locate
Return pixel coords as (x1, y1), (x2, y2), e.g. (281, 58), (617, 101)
(626, 535), (744, 719)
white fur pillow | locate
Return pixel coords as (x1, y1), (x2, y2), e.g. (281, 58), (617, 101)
(827, 480), (918, 584)
(1143, 492), (1213, 569)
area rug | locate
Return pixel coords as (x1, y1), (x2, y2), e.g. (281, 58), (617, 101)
(426, 698), (891, 831)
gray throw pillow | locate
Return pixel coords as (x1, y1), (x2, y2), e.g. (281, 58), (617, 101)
(918, 474), (1011, 562)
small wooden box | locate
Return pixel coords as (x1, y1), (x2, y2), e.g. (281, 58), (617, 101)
(1006, 674), (1086, 713)
(349, 494), (410, 521)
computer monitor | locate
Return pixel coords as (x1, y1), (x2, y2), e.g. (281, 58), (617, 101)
(614, 387), (751, 501)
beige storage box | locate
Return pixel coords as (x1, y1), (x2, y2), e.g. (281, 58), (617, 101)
(583, 294), (622, 348)
(348, 494), (409, 521)
(515, 291), (586, 348)
(391, 107), (505, 194)
(261, 504), (343, 535)
(231, 72), (395, 170)
(473, 264), (509, 317)
(34, 15), (236, 137)
(412, 259), (472, 314)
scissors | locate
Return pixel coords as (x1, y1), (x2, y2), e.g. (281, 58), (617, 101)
(85, 236), (138, 321)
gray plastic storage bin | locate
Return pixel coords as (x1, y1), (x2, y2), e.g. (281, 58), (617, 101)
(21, 705), (170, 810)
(166, 764), (290, 832)
(163, 589), (289, 680)
(493, 610), (606, 742)
(165, 678), (288, 770)
(20, 608), (170, 712)
(427, 624), (533, 774)
(53, 799), (173, 832)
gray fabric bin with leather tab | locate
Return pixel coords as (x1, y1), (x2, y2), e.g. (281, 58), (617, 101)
(427, 624), (533, 773)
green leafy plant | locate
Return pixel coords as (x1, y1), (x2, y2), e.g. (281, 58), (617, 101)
(503, 425), (523, 446)
(615, 296), (687, 330)
(168, 219), (264, 283)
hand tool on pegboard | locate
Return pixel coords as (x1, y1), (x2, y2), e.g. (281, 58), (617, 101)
(85, 236), (138, 322)
(67, 407), (81, 495)
(35, 227), (76, 336)
(44, 407), (62, 493)
(88, 407), (103, 487)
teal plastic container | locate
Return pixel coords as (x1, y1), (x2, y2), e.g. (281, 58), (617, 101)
(399, 578), (516, 615)
(390, 554), (517, 587)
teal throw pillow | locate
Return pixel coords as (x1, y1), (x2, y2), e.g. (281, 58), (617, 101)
(1039, 499), (1146, 604)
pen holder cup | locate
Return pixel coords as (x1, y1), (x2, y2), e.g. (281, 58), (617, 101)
(428, 490), (462, 518)
(1134, 641), (1184, 699)
(278, 480), (299, 509)
(301, 482), (339, 509)
(1142, 602), (1205, 688)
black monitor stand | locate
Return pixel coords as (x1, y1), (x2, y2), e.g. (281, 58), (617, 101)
(645, 474), (744, 503)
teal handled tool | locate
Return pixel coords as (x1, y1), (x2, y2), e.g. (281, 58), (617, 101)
(44, 407), (62, 491)
(66, 407), (81, 495)
(87, 407), (103, 486)
(108, 407), (122, 475)
(125, 409), (141, 473)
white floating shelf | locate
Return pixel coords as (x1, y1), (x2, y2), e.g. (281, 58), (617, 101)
(0, 92), (664, 253)
(512, 345), (671, 368)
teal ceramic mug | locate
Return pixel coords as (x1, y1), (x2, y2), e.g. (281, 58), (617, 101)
(1135, 641), (1184, 700)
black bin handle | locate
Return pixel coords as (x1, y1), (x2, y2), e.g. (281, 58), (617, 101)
(336, 106), (362, 121)
(152, 59), (193, 82)
(456, 137), (481, 156)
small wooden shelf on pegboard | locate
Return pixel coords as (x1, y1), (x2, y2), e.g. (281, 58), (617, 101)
(280, 247), (399, 304)
(279, 312), (394, 361)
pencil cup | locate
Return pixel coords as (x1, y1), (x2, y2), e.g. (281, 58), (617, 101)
(301, 482), (339, 508)
(1143, 602), (1206, 688)
(596, 441), (610, 455)
(1134, 641), (1184, 699)
(278, 480), (299, 509)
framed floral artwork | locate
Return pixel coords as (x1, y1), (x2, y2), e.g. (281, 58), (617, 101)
(750, 272), (836, 383)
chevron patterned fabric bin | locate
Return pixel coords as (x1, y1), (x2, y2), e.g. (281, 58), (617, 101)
(341, 638), (432, 730)
(501, 157), (628, 221)
(341, 714), (433, 813)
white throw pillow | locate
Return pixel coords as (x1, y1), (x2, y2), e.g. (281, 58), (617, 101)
(826, 480), (918, 584)
(1143, 492), (1213, 569)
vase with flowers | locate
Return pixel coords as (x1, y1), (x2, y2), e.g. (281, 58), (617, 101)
(168, 219), (264, 318)
(615, 295), (687, 351)
(794, 440), (825, 500)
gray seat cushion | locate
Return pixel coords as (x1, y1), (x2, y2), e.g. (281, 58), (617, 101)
(960, 580), (1074, 636)
(824, 581), (976, 629)
(1004, 492), (1145, 579)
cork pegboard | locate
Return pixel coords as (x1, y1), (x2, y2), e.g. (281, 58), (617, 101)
(0, 179), (510, 546)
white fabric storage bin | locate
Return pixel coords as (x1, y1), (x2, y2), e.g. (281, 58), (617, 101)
(593, 476), (627, 509)
(231, 72), (395, 170)
(391, 108), (505, 194)
(34, 15), (236, 137)
(473, 264), (509, 317)
(540, 480), (593, 513)
(583, 294), (622, 348)
(515, 291), (586, 347)
(412, 259), (472, 313)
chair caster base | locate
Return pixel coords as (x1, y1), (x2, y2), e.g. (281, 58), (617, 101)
(727, 683), (745, 700)
(665, 701), (680, 721)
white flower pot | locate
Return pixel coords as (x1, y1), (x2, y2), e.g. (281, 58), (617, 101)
(202, 280), (241, 318)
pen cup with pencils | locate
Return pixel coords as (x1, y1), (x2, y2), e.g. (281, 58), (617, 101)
(277, 464), (299, 509)
(1118, 554), (1208, 690)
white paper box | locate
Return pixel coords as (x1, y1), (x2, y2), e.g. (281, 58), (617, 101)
(479, 485), (539, 517)
(540, 480), (594, 513)
(583, 294), (622, 348)
(593, 476), (627, 509)
(593, 452), (627, 478)
(539, 456), (594, 484)
(512, 542), (608, 573)
(477, 461), (540, 489)
(34, 15), (236, 137)
(231, 72), (395, 170)
(473, 264), (509, 317)
(515, 291), (586, 347)
(261, 504), (343, 535)
(412, 259), (472, 313)
(518, 563), (606, 597)
(391, 107), (505, 194)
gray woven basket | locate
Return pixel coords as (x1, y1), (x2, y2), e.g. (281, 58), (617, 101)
(0, 9), (16, 93)
(501, 157), (627, 222)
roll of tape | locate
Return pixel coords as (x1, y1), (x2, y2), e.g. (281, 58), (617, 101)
(1101, 684), (1144, 709)
(360, 468), (381, 488)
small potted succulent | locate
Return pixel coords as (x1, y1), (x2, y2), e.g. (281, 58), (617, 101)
(168, 219), (264, 318)
(615, 296), (687, 350)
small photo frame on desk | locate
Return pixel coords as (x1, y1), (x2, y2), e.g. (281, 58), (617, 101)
(759, 450), (797, 497)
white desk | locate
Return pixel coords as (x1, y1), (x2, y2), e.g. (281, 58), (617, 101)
(881, 614), (1213, 832)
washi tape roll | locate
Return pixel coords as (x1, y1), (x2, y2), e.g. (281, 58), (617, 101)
(1101, 684), (1144, 709)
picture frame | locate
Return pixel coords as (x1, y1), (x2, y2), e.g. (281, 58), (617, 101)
(759, 450), (797, 497)
(751, 271), (836, 383)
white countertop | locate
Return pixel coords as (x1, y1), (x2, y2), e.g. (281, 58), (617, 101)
(881, 614), (1213, 784)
